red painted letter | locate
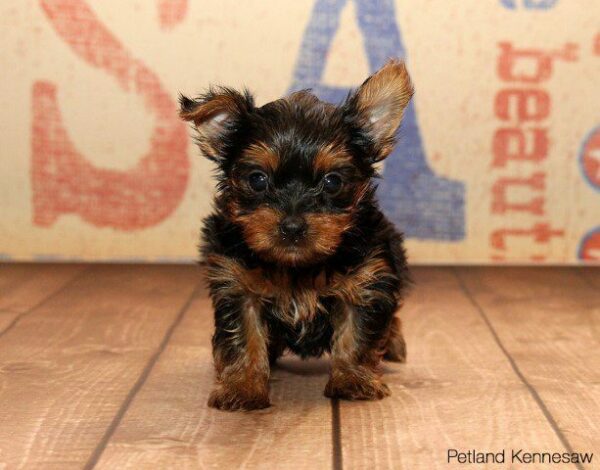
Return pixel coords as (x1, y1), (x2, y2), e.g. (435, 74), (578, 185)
(497, 41), (578, 83)
(492, 128), (548, 167)
(495, 89), (550, 122)
(32, 0), (189, 230)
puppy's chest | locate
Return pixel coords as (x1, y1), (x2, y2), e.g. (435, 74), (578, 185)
(259, 270), (332, 325)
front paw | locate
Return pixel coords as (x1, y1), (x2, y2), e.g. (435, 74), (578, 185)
(384, 334), (407, 362)
(324, 374), (391, 401)
(208, 385), (270, 411)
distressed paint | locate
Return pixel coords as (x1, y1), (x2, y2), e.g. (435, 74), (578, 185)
(0, 0), (597, 263)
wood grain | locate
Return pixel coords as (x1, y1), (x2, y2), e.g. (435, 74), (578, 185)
(579, 267), (599, 289)
(1, 265), (597, 470)
(95, 286), (333, 470)
(0, 310), (18, 332)
(0, 264), (199, 469)
(337, 268), (575, 470)
(457, 267), (600, 463)
(0, 264), (85, 331)
(0, 263), (86, 311)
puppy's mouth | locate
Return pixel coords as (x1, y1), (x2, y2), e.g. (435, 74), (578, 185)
(278, 233), (308, 249)
(278, 240), (306, 250)
(258, 233), (338, 266)
(269, 244), (323, 267)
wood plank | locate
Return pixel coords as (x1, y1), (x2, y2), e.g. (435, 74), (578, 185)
(0, 310), (18, 332)
(0, 262), (85, 310)
(457, 267), (600, 463)
(0, 263), (85, 333)
(579, 267), (600, 289)
(338, 268), (574, 470)
(95, 285), (333, 469)
(0, 265), (199, 469)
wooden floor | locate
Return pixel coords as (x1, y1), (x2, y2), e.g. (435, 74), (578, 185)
(0, 265), (598, 470)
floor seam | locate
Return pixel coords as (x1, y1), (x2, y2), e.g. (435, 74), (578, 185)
(331, 398), (343, 470)
(84, 282), (202, 470)
(452, 268), (584, 470)
(0, 266), (92, 340)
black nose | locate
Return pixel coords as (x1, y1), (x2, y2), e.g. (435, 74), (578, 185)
(279, 215), (307, 240)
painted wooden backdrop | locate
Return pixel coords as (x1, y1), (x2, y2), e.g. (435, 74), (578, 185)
(1, 0), (598, 263)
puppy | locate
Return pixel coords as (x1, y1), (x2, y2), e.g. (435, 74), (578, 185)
(180, 59), (413, 411)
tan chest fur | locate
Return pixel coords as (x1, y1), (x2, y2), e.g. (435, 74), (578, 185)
(258, 269), (329, 324)
(206, 251), (395, 325)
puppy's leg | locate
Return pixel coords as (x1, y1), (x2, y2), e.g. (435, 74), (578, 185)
(268, 332), (286, 366)
(383, 315), (407, 363)
(209, 297), (271, 411)
(325, 302), (394, 401)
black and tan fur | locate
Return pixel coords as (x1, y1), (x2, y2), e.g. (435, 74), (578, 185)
(180, 59), (413, 411)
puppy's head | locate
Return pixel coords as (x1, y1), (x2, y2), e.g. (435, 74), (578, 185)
(181, 60), (413, 266)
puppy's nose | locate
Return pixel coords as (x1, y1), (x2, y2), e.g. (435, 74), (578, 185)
(279, 215), (307, 240)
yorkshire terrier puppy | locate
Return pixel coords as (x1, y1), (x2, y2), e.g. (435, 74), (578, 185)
(180, 59), (413, 411)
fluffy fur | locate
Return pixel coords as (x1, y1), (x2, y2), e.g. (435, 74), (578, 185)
(180, 59), (413, 411)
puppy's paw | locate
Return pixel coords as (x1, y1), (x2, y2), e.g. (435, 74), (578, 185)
(208, 386), (270, 411)
(383, 334), (407, 363)
(324, 375), (391, 401)
(384, 316), (407, 363)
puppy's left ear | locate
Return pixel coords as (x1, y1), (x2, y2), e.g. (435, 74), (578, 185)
(345, 59), (414, 162)
(179, 87), (254, 163)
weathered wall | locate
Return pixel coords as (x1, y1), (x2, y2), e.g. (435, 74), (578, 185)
(1, 0), (598, 263)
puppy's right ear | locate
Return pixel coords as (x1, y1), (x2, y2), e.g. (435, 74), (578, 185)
(179, 87), (254, 162)
(344, 60), (413, 162)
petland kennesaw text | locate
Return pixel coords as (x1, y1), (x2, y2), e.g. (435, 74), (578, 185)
(447, 449), (593, 465)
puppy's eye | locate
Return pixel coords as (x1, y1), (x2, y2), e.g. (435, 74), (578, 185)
(248, 171), (268, 192)
(323, 173), (343, 195)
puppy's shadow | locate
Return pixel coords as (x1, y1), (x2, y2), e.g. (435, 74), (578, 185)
(273, 355), (330, 376)
(273, 355), (402, 377)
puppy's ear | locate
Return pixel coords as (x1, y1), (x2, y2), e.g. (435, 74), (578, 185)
(179, 87), (254, 162)
(345, 59), (413, 162)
